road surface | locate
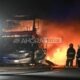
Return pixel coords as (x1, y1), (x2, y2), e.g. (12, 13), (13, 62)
(0, 66), (79, 79)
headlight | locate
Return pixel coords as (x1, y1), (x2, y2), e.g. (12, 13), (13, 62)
(14, 60), (19, 63)
(38, 60), (42, 63)
(24, 53), (29, 56)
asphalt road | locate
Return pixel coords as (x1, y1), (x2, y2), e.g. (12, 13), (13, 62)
(0, 65), (51, 74)
(0, 66), (80, 79)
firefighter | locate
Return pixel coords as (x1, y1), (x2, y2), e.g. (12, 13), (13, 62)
(66, 43), (76, 68)
(76, 45), (80, 68)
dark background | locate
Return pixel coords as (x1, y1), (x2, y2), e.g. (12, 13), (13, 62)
(0, 0), (80, 21)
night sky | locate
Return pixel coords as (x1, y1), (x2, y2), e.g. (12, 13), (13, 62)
(0, 0), (80, 21)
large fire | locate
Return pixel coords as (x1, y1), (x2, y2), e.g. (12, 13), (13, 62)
(3, 19), (80, 66)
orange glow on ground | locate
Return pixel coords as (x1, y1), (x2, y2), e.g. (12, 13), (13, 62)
(46, 45), (76, 66)
(49, 46), (67, 65)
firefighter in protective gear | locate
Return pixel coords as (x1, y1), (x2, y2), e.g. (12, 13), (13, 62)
(66, 43), (76, 68)
(76, 45), (80, 68)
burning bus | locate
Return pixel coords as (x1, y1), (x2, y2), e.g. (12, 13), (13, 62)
(0, 16), (46, 66)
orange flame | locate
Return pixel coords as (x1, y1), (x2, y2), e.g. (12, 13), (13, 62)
(3, 19), (80, 66)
